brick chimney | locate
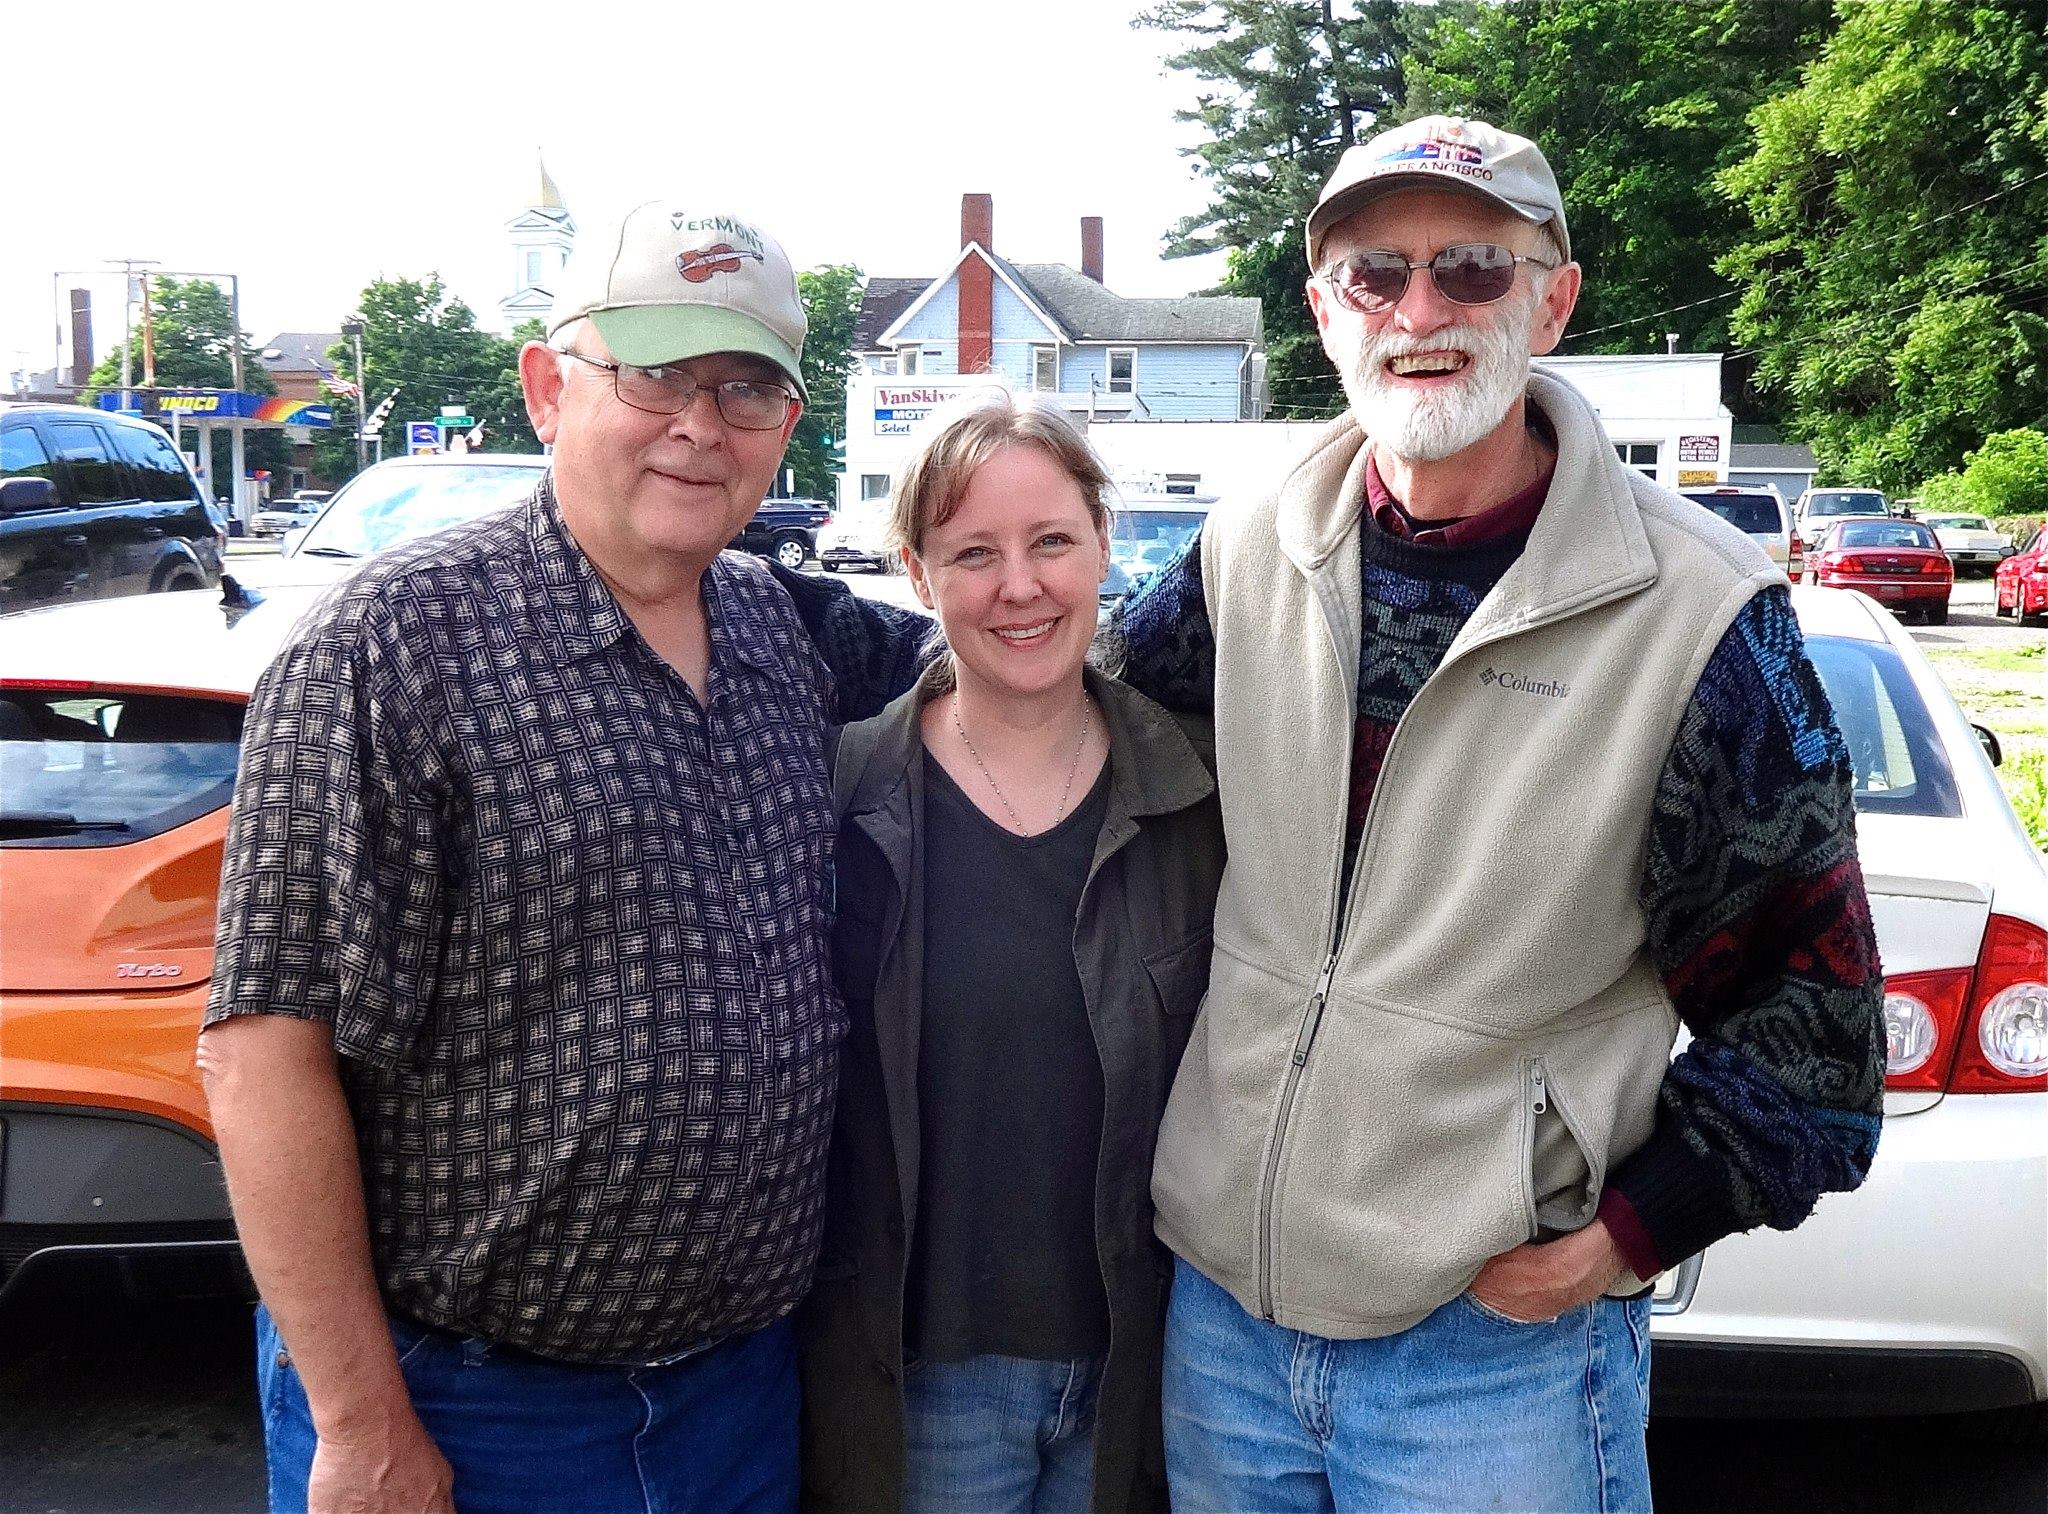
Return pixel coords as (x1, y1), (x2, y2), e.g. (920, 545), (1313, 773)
(958, 193), (994, 374)
(1080, 216), (1104, 284)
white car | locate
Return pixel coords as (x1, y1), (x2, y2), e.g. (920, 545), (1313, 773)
(818, 504), (897, 574)
(1922, 513), (2016, 571)
(248, 497), (324, 538)
(1680, 484), (1801, 578)
(1650, 585), (2047, 1440)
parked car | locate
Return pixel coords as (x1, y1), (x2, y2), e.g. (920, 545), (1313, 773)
(250, 496), (325, 538)
(0, 452), (548, 1306)
(1102, 492), (1216, 611)
(818, 503), (898, 573)
(1795, 486), (1891, 536)
(1995, 524), (2048, 624)
(0, 404), (222, 614)
(1804, 517), (1953, 624)
(1921, 512), (2016, 573)
(730, 496), (831, 571)
(1679, 484), (1802, 578)
(1651, 584), (2046, 1440)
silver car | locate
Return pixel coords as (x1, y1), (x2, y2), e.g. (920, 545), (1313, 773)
(1680, 485), (1800, 577)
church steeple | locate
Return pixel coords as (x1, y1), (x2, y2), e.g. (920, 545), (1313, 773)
(500, 155), (577, 331)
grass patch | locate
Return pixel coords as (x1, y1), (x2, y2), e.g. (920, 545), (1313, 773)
(1923, 642), (2048, 848)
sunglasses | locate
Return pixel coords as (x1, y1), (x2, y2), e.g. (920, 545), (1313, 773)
(1318, 243), (1558, 312)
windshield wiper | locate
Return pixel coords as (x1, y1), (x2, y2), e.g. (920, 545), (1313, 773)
(1, 811), (133, 839)
(297, 546), (362, 559)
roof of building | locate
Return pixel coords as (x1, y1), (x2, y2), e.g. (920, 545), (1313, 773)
(257, 333), (340, 375)
(1730, 441), (1819, 470)
(853, 278), (930, 349)
(854, 259), (1262, 350)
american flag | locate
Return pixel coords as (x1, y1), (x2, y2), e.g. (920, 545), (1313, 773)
(324, 372), (362, 400)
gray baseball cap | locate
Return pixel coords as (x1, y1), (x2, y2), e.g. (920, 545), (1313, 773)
(1306, 116), (1570, 271)
(547, 203), (808, 400)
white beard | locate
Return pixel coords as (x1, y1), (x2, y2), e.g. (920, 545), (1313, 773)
(1339, 291), (1541, 463)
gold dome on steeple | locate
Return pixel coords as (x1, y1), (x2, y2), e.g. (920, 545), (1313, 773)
(538, 153), (566, 211)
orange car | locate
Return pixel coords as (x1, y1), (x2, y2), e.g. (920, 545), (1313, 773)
(0, 453), (551, 1303)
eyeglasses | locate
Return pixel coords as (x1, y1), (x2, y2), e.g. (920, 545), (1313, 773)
(1317, 243), (1558, 313)
(554, 349), (797, 430)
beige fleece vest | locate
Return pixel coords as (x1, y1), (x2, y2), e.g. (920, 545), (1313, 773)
(1150, 370), (1781, 1339)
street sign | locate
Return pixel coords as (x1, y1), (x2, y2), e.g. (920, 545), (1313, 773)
(436, 416), (476, 429)
(406, 421), (441, 456)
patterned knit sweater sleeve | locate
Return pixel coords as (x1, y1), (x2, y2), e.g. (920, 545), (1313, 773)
(1115, 533), (1217, 714)
(1602, 584), (1887, 1277)
(764, 560), (932, 721)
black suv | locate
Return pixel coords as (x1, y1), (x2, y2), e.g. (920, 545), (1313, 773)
(730, 497), (831, 571)
(0, 405), (223, 614)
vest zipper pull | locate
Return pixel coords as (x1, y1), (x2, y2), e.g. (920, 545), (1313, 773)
(1292, 954), (1338, 1066)
(1531, 1059), (1549, 1115)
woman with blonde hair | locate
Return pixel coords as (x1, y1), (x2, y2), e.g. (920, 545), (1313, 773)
(796, 390), (1223, 1514)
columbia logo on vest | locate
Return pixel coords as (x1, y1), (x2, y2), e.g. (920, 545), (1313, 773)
(1479, 666), (1570, 699)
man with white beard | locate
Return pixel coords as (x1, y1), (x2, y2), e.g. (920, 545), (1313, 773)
(1114, 116), (1887, 1511)
(757, 112), (1885, 1514)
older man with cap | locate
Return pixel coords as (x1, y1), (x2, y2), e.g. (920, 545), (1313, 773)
(1100, 114), (1887, 1512)
(201, 203), (840, 1514)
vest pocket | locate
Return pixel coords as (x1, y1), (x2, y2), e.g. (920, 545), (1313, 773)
(1525, 1055), (1602, 1237)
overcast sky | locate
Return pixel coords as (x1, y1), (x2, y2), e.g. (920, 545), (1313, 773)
(6, 0), (1243, 384)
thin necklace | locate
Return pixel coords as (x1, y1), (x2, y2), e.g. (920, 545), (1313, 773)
(952, 693), (1092, 834)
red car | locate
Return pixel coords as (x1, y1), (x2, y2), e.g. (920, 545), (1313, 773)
(1994, 524), (2047, 624)
(1805, 517), (1953, 624)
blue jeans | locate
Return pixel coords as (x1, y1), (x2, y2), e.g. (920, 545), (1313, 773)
(256, 1306), (797, 1514)
(1162, 1256), (1653, 1514)
(901, 1353), (1101, 1514)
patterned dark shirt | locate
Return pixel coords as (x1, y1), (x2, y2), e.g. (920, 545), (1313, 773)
(205, 479), (844, 1365)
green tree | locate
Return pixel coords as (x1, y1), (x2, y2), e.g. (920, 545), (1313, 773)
(1407, 0), (1835, 369)
(1947, 428), (2048, 518)
(316, 276), (535, 484)
(84, 276), (290, 489)
(1719, 0), (2048, 491)
(1136, 0), (1413, 417)
(786, 265), (863, 499)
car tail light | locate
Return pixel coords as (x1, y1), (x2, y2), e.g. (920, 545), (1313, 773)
(1920, 557), (1949, 576)
(1950, 914), (2048, 1092)
(1882, 969), (1971, 1090)
(1788, 532), (1805, 574)
(1827, 553), (1866, 573)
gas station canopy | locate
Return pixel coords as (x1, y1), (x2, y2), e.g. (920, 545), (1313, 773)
(97, 390), (333, 426)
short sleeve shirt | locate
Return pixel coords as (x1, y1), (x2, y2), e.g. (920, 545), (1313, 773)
(204, 478), (845, 1365)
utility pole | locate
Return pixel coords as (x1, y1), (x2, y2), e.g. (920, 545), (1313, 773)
(107, 257), (159, 409)
(341, 317), (367, 470)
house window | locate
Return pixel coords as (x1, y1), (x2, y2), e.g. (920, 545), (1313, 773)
(1615, 441), (1660, 478)
(1106, 348), (1136, 394)
(1032, 346), (1058, 391)
(860, 474), (891, 501)
(898, 348), (921, 377)
(524, 250), (544, 286)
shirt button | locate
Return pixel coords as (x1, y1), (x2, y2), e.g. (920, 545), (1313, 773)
(275, 1350), (290, 1370)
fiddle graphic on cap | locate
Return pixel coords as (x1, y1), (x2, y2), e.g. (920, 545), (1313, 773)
(676, 244), (766, 283)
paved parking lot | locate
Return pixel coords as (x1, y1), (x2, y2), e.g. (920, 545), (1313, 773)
(2, 1284), (2042, 1514)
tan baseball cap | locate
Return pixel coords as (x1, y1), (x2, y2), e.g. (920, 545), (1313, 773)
(1306, 116), (1570, 271)
(548, 203), (808, 400)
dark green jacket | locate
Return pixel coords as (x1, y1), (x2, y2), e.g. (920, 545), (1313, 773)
(797, 663), (1225, 1514)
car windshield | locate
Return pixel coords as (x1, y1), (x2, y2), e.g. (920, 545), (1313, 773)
(1802, 636), (1961, 818)
(1925, 515), (1990, 531)
(295, 462), (544, 558)
(1108, 507), (1208, 594)
(0, 690), (244, 846)
(1804, 490), (1886, 517)
(1682, 491), (1780, 535)
(1834, 521), (1937, 550)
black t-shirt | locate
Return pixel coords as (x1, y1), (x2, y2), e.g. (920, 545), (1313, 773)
(906, 752), (1113, 1365)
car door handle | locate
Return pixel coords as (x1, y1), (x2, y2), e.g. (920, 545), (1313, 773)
(62, 534), (88, 546)
(141, 526), (164, 539)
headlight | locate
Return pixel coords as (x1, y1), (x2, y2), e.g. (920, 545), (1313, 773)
(1883, 991), (1938, 1075)
(1978, 981), (2048, 1078)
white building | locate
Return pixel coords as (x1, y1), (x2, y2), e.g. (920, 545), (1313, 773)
(499, 159), (575, 332)
(842, 354), (1731, 509)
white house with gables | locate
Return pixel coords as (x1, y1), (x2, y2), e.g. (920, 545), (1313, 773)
(499, 159), (576, 331)
(842, 194), (1266, 507)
